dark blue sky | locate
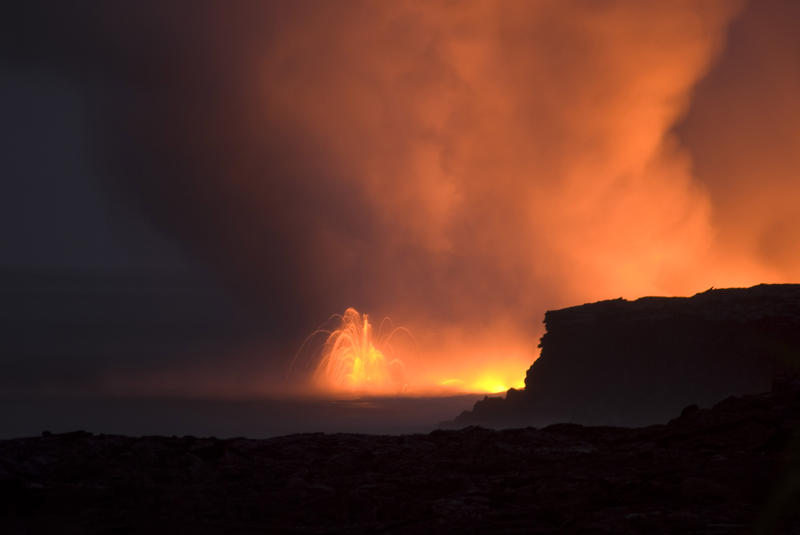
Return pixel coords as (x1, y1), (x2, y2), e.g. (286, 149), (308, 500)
(0, 72), (189, 270)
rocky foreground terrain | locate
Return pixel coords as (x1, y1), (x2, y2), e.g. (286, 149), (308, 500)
(2, 381), (799, 534)
(3, 285), (800, 533)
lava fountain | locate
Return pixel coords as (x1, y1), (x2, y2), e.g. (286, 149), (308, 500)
(305, 308), (409, 395)
(292, 308), (528, 396)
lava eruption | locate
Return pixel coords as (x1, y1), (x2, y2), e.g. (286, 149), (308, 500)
(293, 307), (526, 397)
(306, 308), (409, 395)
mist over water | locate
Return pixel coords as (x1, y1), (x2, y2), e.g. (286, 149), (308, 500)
(0, 395), (484, 440)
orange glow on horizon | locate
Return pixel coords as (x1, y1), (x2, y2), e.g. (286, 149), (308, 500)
(301, 308), (529, 397)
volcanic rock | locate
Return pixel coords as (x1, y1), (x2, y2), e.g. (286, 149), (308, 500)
(453, 284), (800, 428)
(1, 383), (799, 533)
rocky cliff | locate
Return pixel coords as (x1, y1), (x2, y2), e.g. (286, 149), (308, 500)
(454, 284), (800, 427)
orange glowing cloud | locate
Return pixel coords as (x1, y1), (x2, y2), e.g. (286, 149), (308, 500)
(238, 0), (766, 392)
(252, 1), (749, 306)
(55, 1), (800, 396)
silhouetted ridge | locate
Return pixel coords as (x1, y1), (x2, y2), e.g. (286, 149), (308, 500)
(453, 283), (800, 427)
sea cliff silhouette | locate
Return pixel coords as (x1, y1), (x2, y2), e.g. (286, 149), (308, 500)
(454, 284), (800, 427)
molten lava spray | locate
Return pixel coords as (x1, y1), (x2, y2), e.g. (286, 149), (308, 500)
(313, 308), (406, 394)
(303, 308), (525, 396)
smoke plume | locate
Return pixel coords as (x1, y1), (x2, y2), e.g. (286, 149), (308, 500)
(5, 0), (799, 393)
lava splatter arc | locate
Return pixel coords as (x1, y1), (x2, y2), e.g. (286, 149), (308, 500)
(312, 308), (408, 395)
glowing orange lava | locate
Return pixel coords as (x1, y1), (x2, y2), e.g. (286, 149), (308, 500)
(312, 308), (407, 394)
(299, 307), (528, 396)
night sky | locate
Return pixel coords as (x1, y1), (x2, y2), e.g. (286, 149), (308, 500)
(1, 1), (799, 403)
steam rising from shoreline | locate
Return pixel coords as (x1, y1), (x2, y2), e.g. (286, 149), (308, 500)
(8, 1), (800, 395)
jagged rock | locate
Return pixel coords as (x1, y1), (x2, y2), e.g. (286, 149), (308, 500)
(1, 384), (799, 533)
(453, 284), (800, 427)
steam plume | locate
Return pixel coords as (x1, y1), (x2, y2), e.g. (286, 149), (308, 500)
(9, 0), (800, 391)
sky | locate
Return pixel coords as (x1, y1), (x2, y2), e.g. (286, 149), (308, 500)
(1, 0), (799, 399)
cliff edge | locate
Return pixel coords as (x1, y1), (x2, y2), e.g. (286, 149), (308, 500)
(453, 283), (800, 427)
